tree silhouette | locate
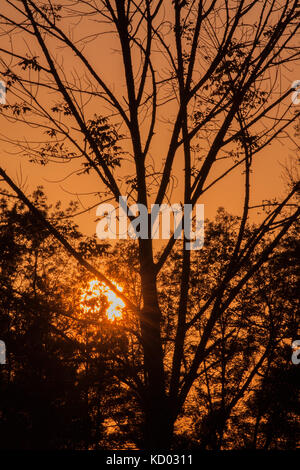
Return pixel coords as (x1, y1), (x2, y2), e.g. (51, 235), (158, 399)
(0, 191), (113, 449)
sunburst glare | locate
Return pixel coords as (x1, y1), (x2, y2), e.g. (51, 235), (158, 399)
(80, 279), (125, 321)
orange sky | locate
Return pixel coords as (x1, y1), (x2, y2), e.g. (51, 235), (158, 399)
(0, 1), (299, 238)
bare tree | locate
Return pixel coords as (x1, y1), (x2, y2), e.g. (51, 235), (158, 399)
(0, 0), (299, 448)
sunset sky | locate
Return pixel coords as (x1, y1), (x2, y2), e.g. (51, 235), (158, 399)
(0, 1), (299, 237)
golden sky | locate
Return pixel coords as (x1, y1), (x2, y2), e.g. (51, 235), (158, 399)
(0, 1), (299, 236)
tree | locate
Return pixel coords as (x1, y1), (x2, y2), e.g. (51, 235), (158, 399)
(158, 210), (299, 449)
(0, 190), (114, 449)
(0, 1), (299, 449)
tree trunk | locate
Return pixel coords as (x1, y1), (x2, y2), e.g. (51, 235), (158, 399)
(143, 402), (175, 450)
(138, 238), (173, 449)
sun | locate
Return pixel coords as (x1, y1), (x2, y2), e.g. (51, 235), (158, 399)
(80, 279), (125, 321)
